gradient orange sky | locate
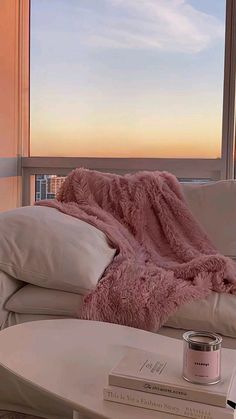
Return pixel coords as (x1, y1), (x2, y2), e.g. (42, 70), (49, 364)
(30, 0), (225, 159)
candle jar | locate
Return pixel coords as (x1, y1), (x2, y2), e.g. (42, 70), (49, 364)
(183, 331), (222, 385)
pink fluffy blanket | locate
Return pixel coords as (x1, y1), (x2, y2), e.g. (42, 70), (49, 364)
(36, 169), (236, 332)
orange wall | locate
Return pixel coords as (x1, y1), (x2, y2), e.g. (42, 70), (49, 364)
(0, 0), (19, 157)
(0, 0), (29, 210)
(0, 177), (18, 211)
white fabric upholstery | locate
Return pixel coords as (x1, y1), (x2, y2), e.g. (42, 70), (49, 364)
(5, 284), (83, 316)
(7, 283), (236, 341)
(2, 183), (236, 344)
(182, 180), (236, 257)
(0, 206), (116, 294)
(0, 271), (23, 329)
(167, 182), (236, 340)
(165, 291), (236, 339)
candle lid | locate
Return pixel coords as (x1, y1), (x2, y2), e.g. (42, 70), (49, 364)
(183, 331), (222, 351)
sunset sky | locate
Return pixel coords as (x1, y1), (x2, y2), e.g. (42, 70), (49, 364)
(30, 0), (225, 158)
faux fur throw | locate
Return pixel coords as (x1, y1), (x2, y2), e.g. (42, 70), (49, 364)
(36, 169), (236, 332)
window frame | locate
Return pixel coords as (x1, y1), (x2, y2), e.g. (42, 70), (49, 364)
(19, 0), (236, 205)
(221, 0), (236, 178)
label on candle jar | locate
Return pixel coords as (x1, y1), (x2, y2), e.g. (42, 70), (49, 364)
(183, 347), (221, 384)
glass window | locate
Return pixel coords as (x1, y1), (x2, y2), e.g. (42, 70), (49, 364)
(35, 175), (66, 200)
(30, 0), (226, 158)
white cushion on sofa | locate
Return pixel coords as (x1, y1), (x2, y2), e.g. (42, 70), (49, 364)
(0, 206), (116, 294)
(0, 271), (24, 329)
(182, 180), (236, 257)
(7, 283), (236, 340)
(5, 284), (83, 316)
(165, 291), (236, 339)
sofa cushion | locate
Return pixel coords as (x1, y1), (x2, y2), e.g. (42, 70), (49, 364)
(165, 291), (236, 339)
(0, 206), (116, 294)
(6, 283), (236, 339)
(182, 180), (236, 257)
(5, 284), (83, 316)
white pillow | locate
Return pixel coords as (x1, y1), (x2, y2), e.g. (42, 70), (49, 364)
(165, 292), (236, 339)
(0, 206), (116, 294)
(5, 284), (83, 316)
(6, 284), (236, 339)
(182, 180), (236, 257)
(0, 271), (24, 329)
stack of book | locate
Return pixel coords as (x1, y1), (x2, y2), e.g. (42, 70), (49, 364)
(103, 348), (236, 418)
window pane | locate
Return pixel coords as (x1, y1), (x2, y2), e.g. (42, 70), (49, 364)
(30, 0), (226, 158)
(34, 173), (213, 202)
(35, 175), (66, 201)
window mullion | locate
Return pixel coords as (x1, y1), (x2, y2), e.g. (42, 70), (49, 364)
(221, 0), (236, 179)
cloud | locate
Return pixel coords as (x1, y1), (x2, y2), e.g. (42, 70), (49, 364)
(82, 0), (224, 53)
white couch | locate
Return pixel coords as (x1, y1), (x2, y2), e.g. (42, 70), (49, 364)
(1, 179), (236, 418)
(1, 180), (236, 346)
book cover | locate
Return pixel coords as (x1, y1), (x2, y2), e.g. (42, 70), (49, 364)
(108, 347), (236, 407)
(104, 385), (236, 419)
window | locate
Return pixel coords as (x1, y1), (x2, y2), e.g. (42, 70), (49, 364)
(17, 0), (236, 205)
(30, 0), (226, 159)
(35, 175), (66, 200)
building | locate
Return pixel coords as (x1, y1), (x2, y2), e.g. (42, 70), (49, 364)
(35, 175), (66, 201)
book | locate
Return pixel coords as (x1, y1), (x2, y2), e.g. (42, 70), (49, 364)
(108, 347), (236, 407)
(104, 385), (236, 419)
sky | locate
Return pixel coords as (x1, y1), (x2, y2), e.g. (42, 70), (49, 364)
(30, 0), (226, 158)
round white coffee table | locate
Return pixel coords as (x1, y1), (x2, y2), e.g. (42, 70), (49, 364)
(0, 319), (195, 419)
